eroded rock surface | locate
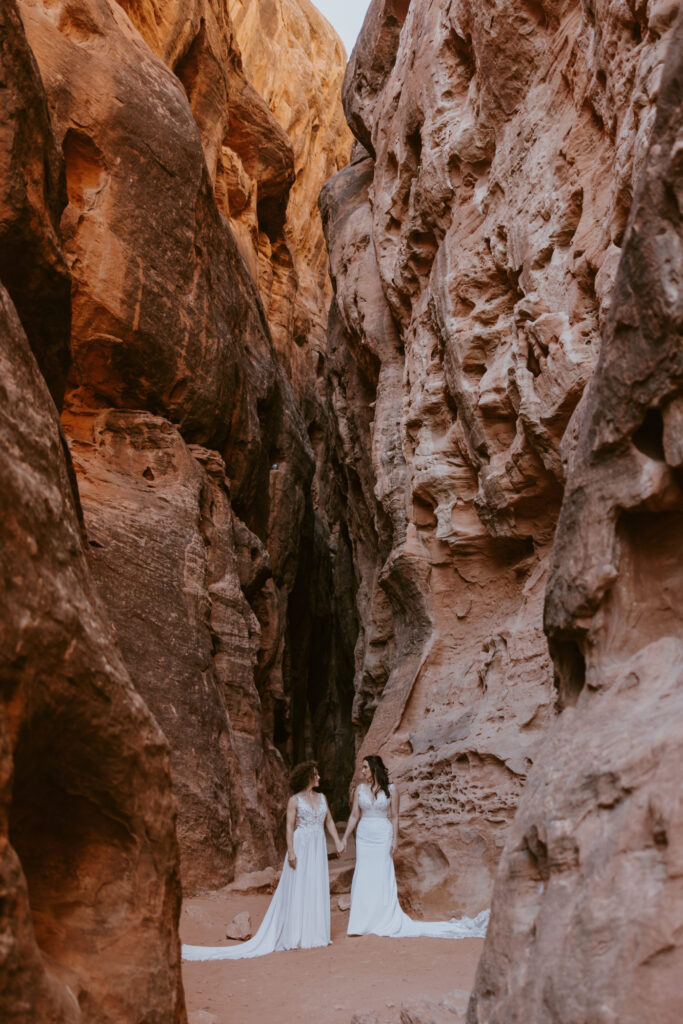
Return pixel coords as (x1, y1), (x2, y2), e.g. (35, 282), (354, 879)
(469, 12), (683, 1022)
(0, 0), (70, 405)
(1, 5), (185, 1021)
(227, 0), (358, 812)
(11, 0), (354, 898)
(0, 292), (184, 1024)
(64, 409), (291, 889)
(229, 0), (352, 385)
(324, 0), (681, 917)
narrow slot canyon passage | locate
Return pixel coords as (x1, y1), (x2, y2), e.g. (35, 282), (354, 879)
(1, 1), (682, 1023)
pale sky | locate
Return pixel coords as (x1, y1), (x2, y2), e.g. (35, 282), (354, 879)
(311, 0), (371, 58)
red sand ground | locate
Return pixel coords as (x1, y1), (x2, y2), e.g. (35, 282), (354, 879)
(181, 889), (483, 1024)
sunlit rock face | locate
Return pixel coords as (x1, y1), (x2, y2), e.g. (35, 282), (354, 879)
(469, 12), (683, 1022)
(14, 0), (302, 892)
(323, 0), (680, 917)
(0, 5), (184, 1021)
(228, 0), (352, 386)
(12, 0), (353, 899)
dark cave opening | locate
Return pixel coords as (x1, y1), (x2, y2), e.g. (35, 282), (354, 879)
(549, 635), (587, 709)
(284, 502), (358, 819)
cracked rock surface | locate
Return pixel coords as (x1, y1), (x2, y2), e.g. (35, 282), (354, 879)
(323, 0), (682, 923)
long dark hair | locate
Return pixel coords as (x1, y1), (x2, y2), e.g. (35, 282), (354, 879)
(289, 760), (318, 792)
(365, 754), (390, 799)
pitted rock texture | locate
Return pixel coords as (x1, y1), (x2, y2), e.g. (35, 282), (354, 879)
(469, 12), (683, 1022)
(323, 0), (681, 916)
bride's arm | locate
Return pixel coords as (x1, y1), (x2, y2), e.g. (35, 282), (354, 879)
(340, 788), (361, 850)
(390, 785), (400, 857)
(286, 795), (298, 869)
(324, 803), (344, 856)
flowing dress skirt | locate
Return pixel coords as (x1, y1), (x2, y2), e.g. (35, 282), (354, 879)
(347, 815), (489, 939)
(182, 822), (330, 961)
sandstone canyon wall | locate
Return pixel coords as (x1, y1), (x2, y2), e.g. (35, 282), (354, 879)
(469, 12), (683, 1021)
(11, 0), (352, 903)
(1, 0), (352, 1018)
(3, 0), (683, 1017)
(0, 2), (184, 1021)
(323, 0), (682, 929)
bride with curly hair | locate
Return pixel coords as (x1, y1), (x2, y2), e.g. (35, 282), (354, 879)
(183, 761), (343, 960)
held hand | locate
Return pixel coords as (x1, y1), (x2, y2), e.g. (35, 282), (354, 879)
(335, 839), (344, 857)
(288, 851), (297, 870)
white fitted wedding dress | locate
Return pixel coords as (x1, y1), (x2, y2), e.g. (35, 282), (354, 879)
(347, 783), (489, 938)
(182, 792), (331, 961)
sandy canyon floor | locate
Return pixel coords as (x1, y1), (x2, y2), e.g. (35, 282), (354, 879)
(181, 888), (483, 1024)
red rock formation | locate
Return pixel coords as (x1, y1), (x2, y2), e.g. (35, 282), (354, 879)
(14, 0), (303, 892)
(226, 0), (358, 812)
(12, 0), (354, 895)
(64, 408), (292, 889)
(228, 0), (352, 384)
(324, 0), (681, 919)
(469, 11), (683, 1021)
(0, 9), (184, 1021)
(0, 0), (70, 404)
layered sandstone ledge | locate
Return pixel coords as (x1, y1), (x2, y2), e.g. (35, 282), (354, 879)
(322, 0), (683, 948)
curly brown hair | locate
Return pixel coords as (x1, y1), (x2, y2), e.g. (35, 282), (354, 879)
(289, 760), (318, 793)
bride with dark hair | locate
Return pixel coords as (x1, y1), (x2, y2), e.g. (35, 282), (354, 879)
(183, 761), (343, 960)
(341, 755), (489, 939)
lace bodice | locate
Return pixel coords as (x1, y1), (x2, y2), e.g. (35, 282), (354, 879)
(295, 792), (327, 830)
(358, 782), (394, 819)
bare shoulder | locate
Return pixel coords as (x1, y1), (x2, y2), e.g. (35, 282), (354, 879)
(287, 793), (299, 809)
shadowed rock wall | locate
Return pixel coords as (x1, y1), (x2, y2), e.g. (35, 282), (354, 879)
(11, 0), (353, 898)
(323, 0), (681, 919)
(227, 0), (357, 813)
(0, 3), (184, 1021)
(2, 0), (352, 1016)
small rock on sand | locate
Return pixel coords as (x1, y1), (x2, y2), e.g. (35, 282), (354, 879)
(226, 911), (252, 940)
(188, 1012), (219, 1024)
(400, 991), (467, 1022)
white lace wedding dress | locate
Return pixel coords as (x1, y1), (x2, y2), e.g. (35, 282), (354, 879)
(347, 783), (489, 939)
(182, 793), (331, 961)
